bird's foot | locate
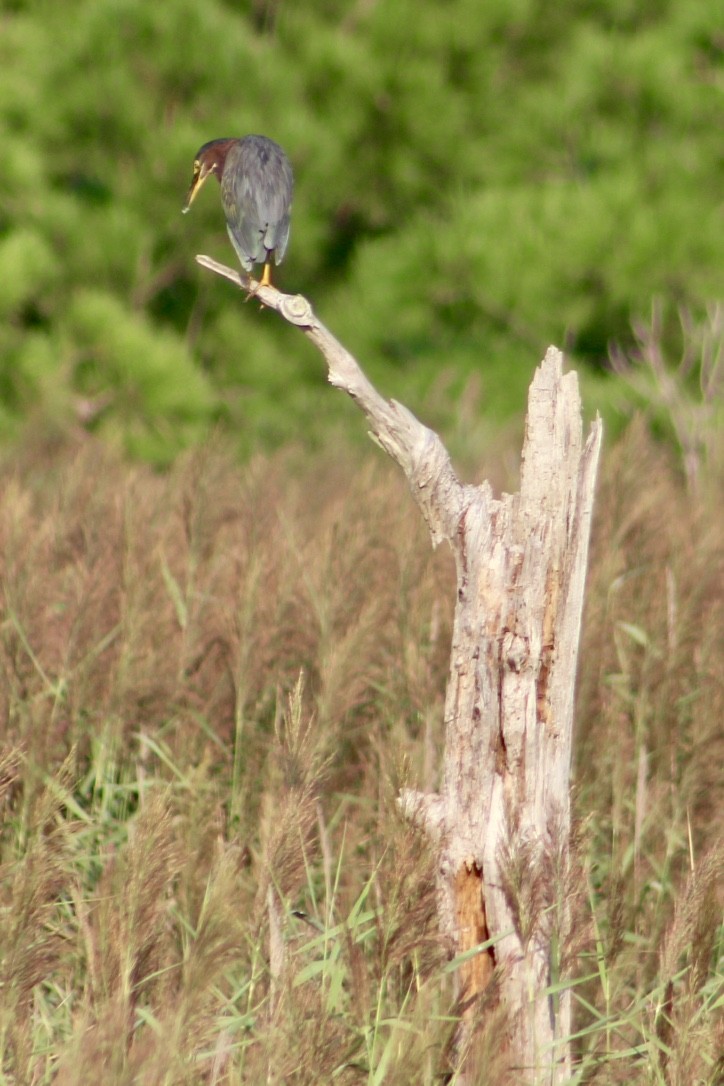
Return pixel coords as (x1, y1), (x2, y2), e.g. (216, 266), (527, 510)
(243, 263), (272, 306)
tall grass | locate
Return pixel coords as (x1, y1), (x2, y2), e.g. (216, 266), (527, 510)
(0, 419), (721, 1084)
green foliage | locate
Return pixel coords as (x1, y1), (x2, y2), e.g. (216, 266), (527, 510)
(0, 0), (721, 458)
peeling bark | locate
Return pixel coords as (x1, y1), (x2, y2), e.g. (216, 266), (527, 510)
(196, 258), (603, 1083)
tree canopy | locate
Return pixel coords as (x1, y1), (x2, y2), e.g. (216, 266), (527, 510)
(0, 0), (720, 460)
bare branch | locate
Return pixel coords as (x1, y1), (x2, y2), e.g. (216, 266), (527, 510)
(196, 254), (467, 546)
(397, 788), (446, 843)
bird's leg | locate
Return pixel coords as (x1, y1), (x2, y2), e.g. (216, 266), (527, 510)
(243, 263), (272, 304)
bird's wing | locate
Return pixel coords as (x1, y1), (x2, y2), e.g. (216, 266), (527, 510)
(267, 211), (291, 265)
(225, 140), (293, 263)
(222, 172), (265, 266)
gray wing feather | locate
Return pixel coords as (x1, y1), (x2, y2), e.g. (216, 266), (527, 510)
(222, 137), (293, 269)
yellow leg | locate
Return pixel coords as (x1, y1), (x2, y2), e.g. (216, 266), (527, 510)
(243, 262), (273, 304)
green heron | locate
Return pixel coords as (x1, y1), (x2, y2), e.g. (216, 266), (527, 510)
(183, 135), (293, 289)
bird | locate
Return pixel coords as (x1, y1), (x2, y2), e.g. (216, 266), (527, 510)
(183, 135), (293, 290)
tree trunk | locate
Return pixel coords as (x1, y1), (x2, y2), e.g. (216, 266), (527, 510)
(196, 257), (603, 1083)
(404, 354), (601, 1080)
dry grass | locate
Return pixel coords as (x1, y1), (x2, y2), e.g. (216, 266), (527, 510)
(0, 419), (721, 1084)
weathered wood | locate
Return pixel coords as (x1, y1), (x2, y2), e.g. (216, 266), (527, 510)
(196, 256), (603, 1082)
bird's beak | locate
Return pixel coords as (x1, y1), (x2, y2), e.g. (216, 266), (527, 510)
(183, 165), (207, 214)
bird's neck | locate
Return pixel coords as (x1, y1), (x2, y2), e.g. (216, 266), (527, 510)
(206, 139), (237, 179)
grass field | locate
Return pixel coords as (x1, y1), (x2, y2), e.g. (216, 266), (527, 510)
(0, 412), (721, 1083)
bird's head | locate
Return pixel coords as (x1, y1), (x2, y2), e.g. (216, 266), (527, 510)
(183, 139), (236, 213)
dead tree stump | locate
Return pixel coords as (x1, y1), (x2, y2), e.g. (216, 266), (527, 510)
(195, 258), (603, 1083)
(401, 354), (602, 1080)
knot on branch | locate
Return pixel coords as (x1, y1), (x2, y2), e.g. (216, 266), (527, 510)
(397, 789), (446, 842)
(502, 630), (530, 673)
(280, 293), (314, 327)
